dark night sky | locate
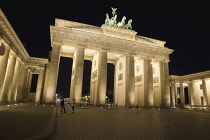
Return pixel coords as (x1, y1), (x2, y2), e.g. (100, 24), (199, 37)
(1, 1), (210, 96)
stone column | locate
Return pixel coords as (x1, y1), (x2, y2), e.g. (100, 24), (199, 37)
(202, 79), (208, 106)
(16, 65), (28, 102)
(170, 81), (176, 107)
(0, 45), (10, 102)
(188, 80), (195, 105)
(89, 50), (107, 105)
(45, 43), (61, 104)
(180, 82), (185, 108)
(160, 60), (171, 108)
(1, 54), (17, 103)
(42, 63), (50, 103)
(35, 68), (45, 104)
(22, 68), (30, 101)
(25, 70), (32, 101)
(70, 47), (85, 104)
(97, 50), (107, 105)
(9, 60), (22, 103)
(174, 84), (178, 106)
(143, 58), (153, 107)
(125, 55), (135, 105)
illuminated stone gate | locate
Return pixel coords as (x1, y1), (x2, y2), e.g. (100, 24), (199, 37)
(45, 18), (173, 107)
(0, 9), (174, 108)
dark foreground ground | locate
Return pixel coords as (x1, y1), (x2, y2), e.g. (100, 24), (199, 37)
(0, 103), (54, 140)
(1, 103), (210, 140)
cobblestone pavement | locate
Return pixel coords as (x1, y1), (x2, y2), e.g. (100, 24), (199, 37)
(50, 105), (210, 140)
(0, 103), (54, 140)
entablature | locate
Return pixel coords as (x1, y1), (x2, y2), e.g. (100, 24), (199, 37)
(50, 25), (173, 61)
(0, 9), (29, 62)
(170, 71), (210, 82)
(26, 57), (48, 67)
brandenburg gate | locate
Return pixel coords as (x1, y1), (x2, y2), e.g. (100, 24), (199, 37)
(44, 15), (173, 107)
(0, 8), (173, 108)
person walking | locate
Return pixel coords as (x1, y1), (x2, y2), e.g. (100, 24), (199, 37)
(71, 99), (75, 114)
(60, 99), (66, 113)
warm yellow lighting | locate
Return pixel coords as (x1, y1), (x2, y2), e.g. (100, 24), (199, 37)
(7, 105), (10, 106)
(15, 104), (17, 105)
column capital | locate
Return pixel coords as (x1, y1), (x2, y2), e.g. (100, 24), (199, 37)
(52, 42), (62, 48)
(98, 49), (108, 53)
(142, 57), (152, 61)
(76, 45), (85, 49)
(160, 59), (170, 63)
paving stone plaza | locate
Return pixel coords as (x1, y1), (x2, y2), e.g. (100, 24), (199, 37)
(1, 103), (210, 140)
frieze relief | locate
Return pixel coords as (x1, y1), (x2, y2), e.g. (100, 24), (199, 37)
(153, 77), (159, 83)
(135, 75), (142, 82)
(101, 24), (137, 41)
(92, 70), (97, 79)
(52, 27), (172, 58)
(118, 73), (123, 81)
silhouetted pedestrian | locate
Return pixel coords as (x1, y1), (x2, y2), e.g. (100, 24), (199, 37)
(71, 99), (75, 114)
(60, 99), (66, 113)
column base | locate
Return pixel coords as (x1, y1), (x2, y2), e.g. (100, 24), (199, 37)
(0, 99), (10, 104)
(9, 100), (15, 104)
(35, 101), (41, 104)
(96, 104), (107, 107)
(42, 102), (56, 105)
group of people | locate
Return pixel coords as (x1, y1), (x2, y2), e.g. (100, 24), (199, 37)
(60, 99), (75, 114)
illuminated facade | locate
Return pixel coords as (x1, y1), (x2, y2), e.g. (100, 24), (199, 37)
(170, 71), (210, 107)
(46, 19), (173, 107)
(0, 9), (48, 104)
(0, 9), (175, 108)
